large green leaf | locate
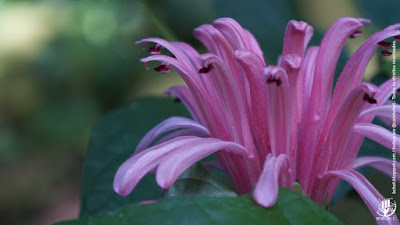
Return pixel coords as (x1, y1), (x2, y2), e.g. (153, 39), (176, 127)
(80, 97), (190, 216)
(56, 188), (343, 225)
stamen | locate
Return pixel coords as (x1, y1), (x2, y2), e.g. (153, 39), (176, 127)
(363, 93), (377, 104)
(395, 35), (400, 42)
(143, 62), (149, 70)
(349, 30), (362, 39)
(266, 77), (282, 86)
(154, 64), (170, 73)
(377, 41), (391, 48)
(148, 45), (161, 54)
(173, 97), (181, 103)
(380, 49), (392, 56)
(199, 64), (213, 73)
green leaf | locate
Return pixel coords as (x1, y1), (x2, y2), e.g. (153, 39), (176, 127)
(55, 188), (343, 225)
(162, 163), (237, 198)
(80, 97), (190, 216)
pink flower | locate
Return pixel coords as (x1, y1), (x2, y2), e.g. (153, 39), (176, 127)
(113, 17), (400, 223)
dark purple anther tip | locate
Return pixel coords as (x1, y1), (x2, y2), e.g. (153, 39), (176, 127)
(154, 64), (170, 73)
(380, 49), (392, 56)
(349, 30), (362, 39)
(173, 97), (181, 103)
(378, 41), (391, 48)
(199, 64), (213, 73)
(148, 45), (161, 54)
(363, 93), (377, 104)
(266, 77), (282, 86)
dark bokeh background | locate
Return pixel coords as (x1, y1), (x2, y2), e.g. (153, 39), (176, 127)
(0, 0), (398, 224)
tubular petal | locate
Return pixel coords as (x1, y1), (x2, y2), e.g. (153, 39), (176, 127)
(282, 20), (313, 57)
(253, 154), (290, 207)
(264, 66), (292, 157)
(310, 18), (368, 119)
(235, 49), (270, 163)
(213, 18), (251, 50)
(297, 46), (319, 185)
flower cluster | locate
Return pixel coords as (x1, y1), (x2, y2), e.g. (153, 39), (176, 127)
(113, 17), (400, 224)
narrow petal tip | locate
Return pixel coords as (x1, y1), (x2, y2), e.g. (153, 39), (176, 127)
(281, 54), (302, 69)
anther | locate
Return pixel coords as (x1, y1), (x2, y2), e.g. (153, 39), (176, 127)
(363, 93), (377, 104)
(199, 64), (213, 73)
(377, 41), (391, 48)
(148, 45), (161, 54)
(349, 30), (362, 39)
(380, 49), (392, 56)
(266, 77), (282, 86)
(173, 97), (181, 103)
(154, 64), (170, 73)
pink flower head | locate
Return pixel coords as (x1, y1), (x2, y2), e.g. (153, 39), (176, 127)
(114, 17), (400, 223)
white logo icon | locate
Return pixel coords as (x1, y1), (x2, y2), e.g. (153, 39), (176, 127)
(377, 198), (397, 218)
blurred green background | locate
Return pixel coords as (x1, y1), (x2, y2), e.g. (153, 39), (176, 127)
(0, 0), (398, 224)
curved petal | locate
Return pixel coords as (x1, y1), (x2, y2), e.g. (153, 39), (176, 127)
(140, 54), (230, 140)
(309, 17), (368, 119)
(353, 157), (400, 181)
(299, 18), (368, 191)
(253, 154), (290, 207)
(113, 136), (200, 196)
(156, 137), (252, 188)
(360, 105), (400, 126)
(171, 42), (221, 103)
(353, 123), (400, 154)
(308, 83), (379, 193)
(343, 78), (400, 168)
(135, 117), (210, 153)
(212, 18), (265, 64)
(153, 128), (209, 146)
(332, 24), (400, 108)
(136, 38), (194, 69)
(264, 66), (292, 157)
(320, 170), (399, 224)
(372, 77), (400, 108)
(327, 83), (379, 169)
(213, 18), (251, 51)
